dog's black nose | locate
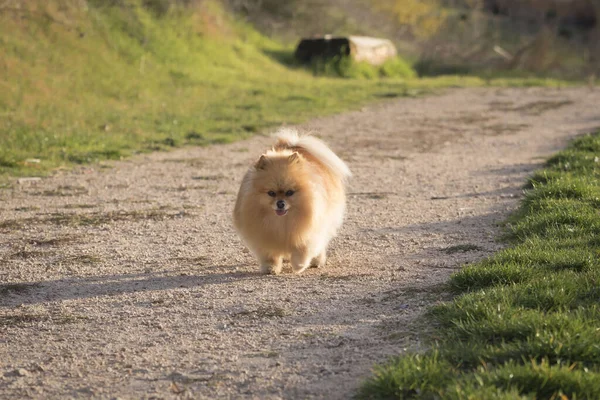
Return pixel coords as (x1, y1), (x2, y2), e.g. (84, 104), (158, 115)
(277, 200), (285, 209)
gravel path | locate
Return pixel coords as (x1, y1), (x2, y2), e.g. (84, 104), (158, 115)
(1, 87), (599, 399)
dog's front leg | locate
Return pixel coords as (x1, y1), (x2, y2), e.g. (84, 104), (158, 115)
(291, 249), (311, 274)
(259, 255), (282, 275)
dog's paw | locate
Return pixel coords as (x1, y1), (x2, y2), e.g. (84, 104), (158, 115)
(292, 264), (309, 274)
(260, 263), (282, 275)
(309, 252), (327, 268)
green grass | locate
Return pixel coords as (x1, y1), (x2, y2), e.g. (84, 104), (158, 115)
(358, 131), (600, 399)
(0, 0), (569, 181)
(308, 54), (417, 79)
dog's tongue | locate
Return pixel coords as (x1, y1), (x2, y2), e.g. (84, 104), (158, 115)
(275, 210), (287, 216)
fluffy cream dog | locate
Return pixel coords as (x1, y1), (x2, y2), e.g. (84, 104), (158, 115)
(233, 128), (351, 274)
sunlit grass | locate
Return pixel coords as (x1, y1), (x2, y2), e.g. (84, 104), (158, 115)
(0, 0), (569, 181)
(358, 131), (600, 399)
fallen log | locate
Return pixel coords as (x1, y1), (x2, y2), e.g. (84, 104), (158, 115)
(295, 35), (397, 66)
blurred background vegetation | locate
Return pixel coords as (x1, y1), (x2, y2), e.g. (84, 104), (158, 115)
(0, 0), (595, 179)
(229, 0), (600, 79)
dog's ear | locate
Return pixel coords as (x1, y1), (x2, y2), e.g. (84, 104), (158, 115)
(288, 152), (301, 164)
(255, 155), (270, 170)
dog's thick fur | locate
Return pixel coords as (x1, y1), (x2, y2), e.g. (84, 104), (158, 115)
(233, 128), (351, 274)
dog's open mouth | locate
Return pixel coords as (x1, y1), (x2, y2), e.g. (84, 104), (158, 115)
(275, 209), (288, 216)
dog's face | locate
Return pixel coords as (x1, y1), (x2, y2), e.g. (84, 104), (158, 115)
(251, 152), (310, 217)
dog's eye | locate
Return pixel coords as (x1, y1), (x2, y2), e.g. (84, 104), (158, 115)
(285, 190), (295, 196)
(267, 191), (276, 197)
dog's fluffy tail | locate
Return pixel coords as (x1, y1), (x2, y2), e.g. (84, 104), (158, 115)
(274, 128), (351, 183)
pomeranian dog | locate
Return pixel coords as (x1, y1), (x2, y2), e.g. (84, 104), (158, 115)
(233, 128), (351, 275)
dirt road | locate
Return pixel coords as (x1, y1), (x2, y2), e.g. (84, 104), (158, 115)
(1, 87), (599, 399)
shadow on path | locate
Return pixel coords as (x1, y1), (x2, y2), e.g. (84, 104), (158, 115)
(0, 267), (263, 306)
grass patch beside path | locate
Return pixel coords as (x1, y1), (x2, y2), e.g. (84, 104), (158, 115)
(358, 131), (600, 399)
(0, 1), (567, 182)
